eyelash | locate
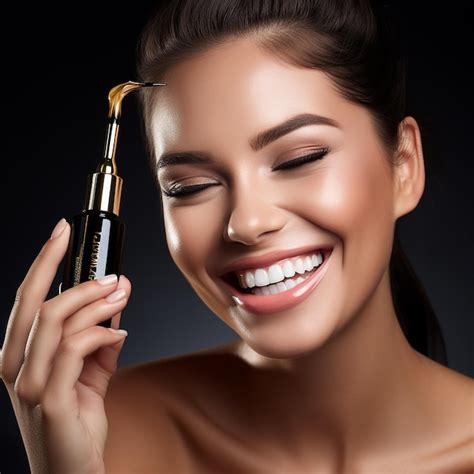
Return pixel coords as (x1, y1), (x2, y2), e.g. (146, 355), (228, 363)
(162, 147), (330, 198)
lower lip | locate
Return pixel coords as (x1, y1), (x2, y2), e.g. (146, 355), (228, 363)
(220, 249), (333, 315)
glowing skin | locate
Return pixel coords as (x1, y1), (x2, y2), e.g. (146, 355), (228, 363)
(153, 37), (411, 358)
(142, 37), (473, 471)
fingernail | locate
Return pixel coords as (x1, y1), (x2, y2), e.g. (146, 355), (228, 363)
(108, 328), (128, 337)
(96, 274), (118, 286)
(50, 218), (67, 239)
(105, 288), (127, 303)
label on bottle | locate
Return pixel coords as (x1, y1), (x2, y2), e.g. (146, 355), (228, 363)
(73, 244), (84, 285)
(88, 231), (102, 279)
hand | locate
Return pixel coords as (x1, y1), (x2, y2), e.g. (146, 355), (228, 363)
(0, 218), (132, 474)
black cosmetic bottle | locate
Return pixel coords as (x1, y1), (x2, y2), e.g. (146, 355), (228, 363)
(60, 181), (126, 329)
(59, 81), (166, 328)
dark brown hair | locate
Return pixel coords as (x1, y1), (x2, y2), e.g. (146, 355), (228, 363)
(136, 0), (448, 365)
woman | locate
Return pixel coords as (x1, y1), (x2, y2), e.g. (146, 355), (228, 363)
(1, 1), (473, 472)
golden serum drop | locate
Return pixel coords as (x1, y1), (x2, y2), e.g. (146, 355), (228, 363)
(60, 81), (166, 328)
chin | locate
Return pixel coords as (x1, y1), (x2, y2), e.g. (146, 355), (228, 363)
(239, 313), (340, 361)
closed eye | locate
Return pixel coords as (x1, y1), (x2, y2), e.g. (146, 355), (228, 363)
(272, 147), (329, 171)
(162, 147), (330, 198)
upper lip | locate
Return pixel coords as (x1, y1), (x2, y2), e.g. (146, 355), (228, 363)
(217, 244), (333, 277)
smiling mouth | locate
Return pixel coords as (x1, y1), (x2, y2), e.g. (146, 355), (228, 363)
(220, 249), (330, 295)
(227, 269), (318, 294)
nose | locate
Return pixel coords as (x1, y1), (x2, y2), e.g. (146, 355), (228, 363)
(223, 181), (287, 245)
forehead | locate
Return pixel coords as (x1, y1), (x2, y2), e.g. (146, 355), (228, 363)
(150, 37), (351, 157)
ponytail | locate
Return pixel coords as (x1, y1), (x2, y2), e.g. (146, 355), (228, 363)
(390, 227), (448, 365)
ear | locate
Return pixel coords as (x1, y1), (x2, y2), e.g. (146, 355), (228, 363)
(393, 116), (426, 219)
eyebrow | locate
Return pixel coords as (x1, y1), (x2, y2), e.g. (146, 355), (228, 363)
(156, 112), (341, 170)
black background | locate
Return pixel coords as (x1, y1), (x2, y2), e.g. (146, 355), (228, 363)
(1, 2), (473, 472)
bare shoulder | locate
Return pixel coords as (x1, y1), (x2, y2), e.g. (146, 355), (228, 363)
(414, 354), (474, 473)
(103, 340), (246, 473)
(103, 345), (473, 473)
(110, 339), (247, 399)
(103, 357), (189, 473)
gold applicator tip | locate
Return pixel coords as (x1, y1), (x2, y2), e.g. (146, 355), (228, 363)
(107, 81), (167, 121)
(84, 81), (167, 216)
(102, 81), (167, 172)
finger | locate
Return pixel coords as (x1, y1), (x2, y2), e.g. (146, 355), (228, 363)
(1, 218), (71, 383)
(41, 326), (128, 418)
(62, 275), (131, 337)
(40, 274), (123, 327)
(66, 277), (131, 395)
(108, 275), (131, 331)
(90, 277), (130, 383)
(17, 291), (129, 407)
(3, 273), (120, 385)
(80, 335), (127, 399)
(78, 313), (127, 398)
(110, 311), (122, 331)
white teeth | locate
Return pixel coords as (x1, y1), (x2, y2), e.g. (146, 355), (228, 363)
(235, 251), (324, 291)
(282, 260), (295, 278)
(254, 268), (270, 287)
(249, 271), (312, 296)
(267, 264), (285, 284)
(244, 271), (255, 288)
(294, 258), (306, 275)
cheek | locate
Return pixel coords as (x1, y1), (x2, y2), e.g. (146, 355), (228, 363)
(336, 155), (394, 278)
(347, 159), (392, 234)
(162, 202), (233, 321)
(284, 150), (394, 240)
(285, 152), (395, 304)
(162, 202), (220, 281)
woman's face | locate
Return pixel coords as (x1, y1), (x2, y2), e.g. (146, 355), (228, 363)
(150, 37), (400, 358)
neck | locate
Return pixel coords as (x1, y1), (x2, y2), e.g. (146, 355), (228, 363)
(235, 267), (425, 463)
